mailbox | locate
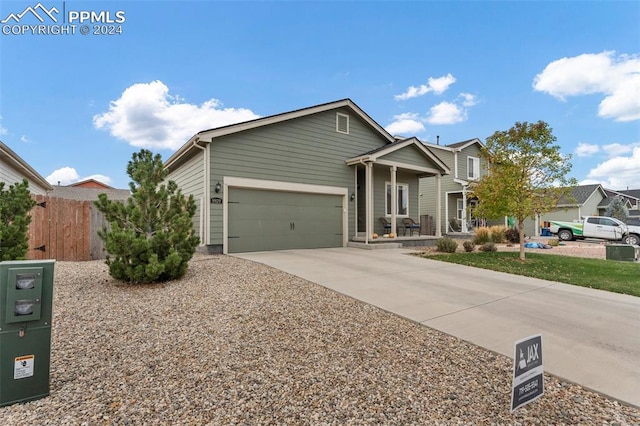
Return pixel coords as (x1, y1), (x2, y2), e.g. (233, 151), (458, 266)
(0, 260), (55, 407)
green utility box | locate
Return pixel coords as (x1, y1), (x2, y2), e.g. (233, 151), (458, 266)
(605, 244), (639, 262)
(0, 260), (55, 407)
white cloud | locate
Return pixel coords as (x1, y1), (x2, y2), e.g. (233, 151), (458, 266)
(46, 167), (79, 185)
(602, 142), (640, 158)
(425, 101), (467, 125)
(459, 92), (477, 107)
(46, 167), (113, 186)
(20, 135), (29, 143)
(395, 74), (456, 100)
(385, 113), (425, 136)
(575, 143), (600, 157)
(533, 51), (640, 122)
(93, 80), (260, 150)
(582, 146), (640, 190)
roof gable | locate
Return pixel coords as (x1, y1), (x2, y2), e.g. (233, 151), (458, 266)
(346, 137), (450, 175)
(165, 99), (395, 170)
(558, 184), (606, 205)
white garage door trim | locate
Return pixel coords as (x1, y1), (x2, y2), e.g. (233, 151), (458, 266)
(223, 176), (348, 254)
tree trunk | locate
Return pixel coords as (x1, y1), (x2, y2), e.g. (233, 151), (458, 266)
(518, 219), (526, 261)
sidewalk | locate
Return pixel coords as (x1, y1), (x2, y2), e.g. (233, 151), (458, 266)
(234, 247), (640, 407)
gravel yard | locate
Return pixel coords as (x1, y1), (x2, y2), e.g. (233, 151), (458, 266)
(1, 254), (638, 425)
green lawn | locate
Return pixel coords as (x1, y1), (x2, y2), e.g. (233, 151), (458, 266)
(417, 252), (640, 297)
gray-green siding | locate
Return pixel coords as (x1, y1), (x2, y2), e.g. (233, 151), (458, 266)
(208, 108), (390, 245)
(165, 150), (205, 240)
(372, 168), (419, 235)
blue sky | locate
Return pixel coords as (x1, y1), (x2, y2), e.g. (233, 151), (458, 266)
(1, 0), (638, 190)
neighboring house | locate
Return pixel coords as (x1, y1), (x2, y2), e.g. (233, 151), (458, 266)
(0, 141), (53, 194)
(418, 138), (487, 234)
(50, 180), (129, 201)
(164, 99), (451, 254)
(522, 184), (635, 236)
(69, 178), (114, 189)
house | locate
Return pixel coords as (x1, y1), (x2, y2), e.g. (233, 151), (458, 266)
(69, 178), (114, 189)
(50, 179), (129, 201)
(418, 138), (487, 235)
(0, 141), (53, 194)
(164, 99), (452, 254)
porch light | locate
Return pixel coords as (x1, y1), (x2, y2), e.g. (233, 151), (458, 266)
(350, 193), (355, 201)
(214, 181), (222, 193)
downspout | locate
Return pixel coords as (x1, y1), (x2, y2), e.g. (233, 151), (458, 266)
(191, 138), (210, 246)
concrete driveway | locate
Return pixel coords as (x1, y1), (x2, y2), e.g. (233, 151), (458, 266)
(234, 247), (640, 407)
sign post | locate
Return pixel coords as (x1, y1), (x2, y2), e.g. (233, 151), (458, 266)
(511, 334), (544, 412)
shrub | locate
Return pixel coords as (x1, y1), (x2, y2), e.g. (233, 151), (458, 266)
(95, 149), (200, 284)
(489, 225), (507, 243)
(505, 227), (520, 243)
(473, 226), (491, 245)
(548, 238), (559, 247)
(436, 237), (458, 253)
(0, 179), (36, 260)
(462, 241), (476, 252)
(479, 242), (497, 252)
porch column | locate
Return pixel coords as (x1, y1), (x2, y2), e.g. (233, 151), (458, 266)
(390, 166), (397, 236)
(436, 174), (442, 237)
(461, 187), (468, 233)
(353, 165), (358, 239)
(366, 162), (373, 243)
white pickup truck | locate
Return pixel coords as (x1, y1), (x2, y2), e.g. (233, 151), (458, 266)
(549, 216), (640, 245)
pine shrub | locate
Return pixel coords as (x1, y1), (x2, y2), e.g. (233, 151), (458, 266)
(95, 149), (200, 284)
(436, 237), (458, 253)
(0, 179), (36, 260)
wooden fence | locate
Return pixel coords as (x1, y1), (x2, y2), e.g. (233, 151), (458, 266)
(26, 195), (108, 261)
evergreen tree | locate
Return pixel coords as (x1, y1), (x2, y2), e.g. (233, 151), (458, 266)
(0, 179), (36, 261)
(95, 149), (199, 283)
(604, 197), (629, 221)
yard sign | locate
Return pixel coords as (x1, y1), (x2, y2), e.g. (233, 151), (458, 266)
(511, 334), (544, 412)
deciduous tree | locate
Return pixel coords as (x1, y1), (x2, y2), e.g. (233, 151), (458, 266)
(470, 121), (577, 260)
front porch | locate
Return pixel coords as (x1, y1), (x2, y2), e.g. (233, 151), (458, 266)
(348, 231), (473, 250)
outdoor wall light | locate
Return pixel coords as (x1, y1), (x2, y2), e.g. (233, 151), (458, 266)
(214, 181), (222, 193)
(350, 193), (355, 201)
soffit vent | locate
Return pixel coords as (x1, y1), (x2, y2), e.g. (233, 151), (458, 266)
(336, 113), (349, 134)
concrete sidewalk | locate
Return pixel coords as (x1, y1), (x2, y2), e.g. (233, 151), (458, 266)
(234, 247), (640, 407)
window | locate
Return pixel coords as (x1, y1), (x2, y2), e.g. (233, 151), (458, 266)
(467, 156), (480, 180)
(385, 182), (408, 216)
(336, 113), (349, 134)
(456, 199), (463, 220)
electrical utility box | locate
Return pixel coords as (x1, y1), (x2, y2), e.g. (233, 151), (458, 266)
(605, 244), (639, 262)
(0, 260), (55, 407)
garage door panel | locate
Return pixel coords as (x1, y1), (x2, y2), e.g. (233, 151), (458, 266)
(228, 188), (343, 253)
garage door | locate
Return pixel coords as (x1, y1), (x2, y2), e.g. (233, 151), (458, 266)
(228, 188), (344, 253)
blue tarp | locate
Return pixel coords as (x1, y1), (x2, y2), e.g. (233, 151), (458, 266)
(524, 242), (552, 249)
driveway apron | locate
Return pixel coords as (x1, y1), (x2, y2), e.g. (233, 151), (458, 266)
(233, 247), (640, 407)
